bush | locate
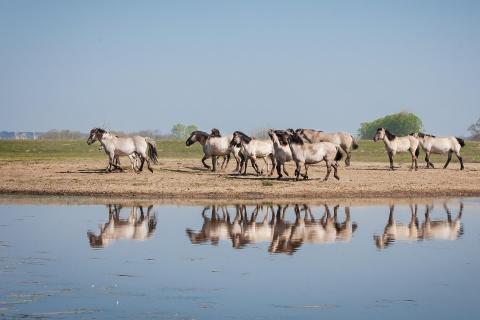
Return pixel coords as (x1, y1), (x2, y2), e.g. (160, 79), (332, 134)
(171, 124), (198, 140)
(358, 112), (423, 139)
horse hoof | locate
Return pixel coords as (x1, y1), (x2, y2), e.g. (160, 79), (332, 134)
(334, 175), (340, 180)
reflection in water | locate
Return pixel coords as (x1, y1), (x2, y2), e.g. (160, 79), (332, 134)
(186, 204), (358, 255)
(374, 203), (463, 249)
(87, 204), (157, 248)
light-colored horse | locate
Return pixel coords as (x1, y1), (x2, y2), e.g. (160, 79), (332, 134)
(276, 130), (343, 181)
(87, 204), (157, 248)
(373, 128), (419, 171)
(295, 128), (358, 166)
(268, 129), (292, 179)
(230, 131), (276, 176)
(185, 130), (241, 172)
(374, 203), (463, 249)
(413, 132), (465, 170)
(87, 128), (158, 173)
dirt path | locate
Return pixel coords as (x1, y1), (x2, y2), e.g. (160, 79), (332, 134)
(0, 159), (479, 200)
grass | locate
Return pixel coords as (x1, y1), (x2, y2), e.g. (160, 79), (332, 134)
(0, 139), (478, 163)
(0, 139), (202, 161)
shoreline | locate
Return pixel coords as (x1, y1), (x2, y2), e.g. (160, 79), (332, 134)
(1, 159), (479, 204)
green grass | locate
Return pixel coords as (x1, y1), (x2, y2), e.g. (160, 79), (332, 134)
(0, 139), (478, 163)
(0, 139), (203, 161)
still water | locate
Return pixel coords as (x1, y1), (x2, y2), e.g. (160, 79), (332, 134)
(0, 199), (479, 319)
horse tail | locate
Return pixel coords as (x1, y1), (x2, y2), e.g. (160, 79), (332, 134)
(335, 147), (343, 161)
(145, 138), (159, 164)
(415, 145), (420, 157)
(456, 137), (465, 148)
(351, 135), (359, 150)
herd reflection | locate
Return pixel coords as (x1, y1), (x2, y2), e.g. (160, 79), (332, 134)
(87, 202), (464, 253)
(374, 203), (463, 249)
(186, 204), (357, 254)
(87, 204), (157, 248)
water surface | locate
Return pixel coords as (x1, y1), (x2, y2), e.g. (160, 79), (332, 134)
(1, 199), (479, 319)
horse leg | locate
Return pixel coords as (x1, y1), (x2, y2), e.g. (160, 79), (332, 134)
(233, 152), (241, 173)
(388, 151), (394, 170)
(443, 151), (452, 169)
(282, 164), (289, 177)
(146, 158), (154, 173)
(251, 158), (261, 176)
(201, 155), (211, 170)
(455, 151), (464, 170)
(276, 162), (283, 180)
(409, 150), (417, 171)
(211, 156), (217, 172)
(302, 164), (309, 180)
(425, 152), (434, 168)
(333, 162), (340, 180)
(341, 145), (350, 167)
(269, 154), (276, 176)
(138, 156), (145, 172)
(324, 160), (332, 181)
(295, 162), (302, 181)
(221, 154), (230, 170)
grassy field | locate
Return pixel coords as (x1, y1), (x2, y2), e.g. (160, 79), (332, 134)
(0, 139), (478, 163)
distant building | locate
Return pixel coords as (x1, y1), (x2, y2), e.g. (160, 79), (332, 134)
(0, 131), (38, 140)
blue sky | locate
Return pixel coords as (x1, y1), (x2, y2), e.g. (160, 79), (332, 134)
(0, 0), (479, 136)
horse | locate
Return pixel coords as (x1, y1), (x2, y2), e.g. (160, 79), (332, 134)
(87, 204), (157, 248)
(294, 129), (358, 166)
(230, 131), (276, 176)
(276, 130), (343, 181)
(185, 130), (240, 172)
(412, 132), (465, 170)
(373, 128), (419, 171)
(87, 128), (158, 173)
(267, 129), (292, 179)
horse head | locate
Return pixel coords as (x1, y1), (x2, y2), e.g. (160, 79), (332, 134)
(186, 131), (208, 146)
(87, 128), (106, 145)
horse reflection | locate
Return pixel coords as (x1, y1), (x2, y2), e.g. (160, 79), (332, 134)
(186, 204), (358, 255)
(87, 204), (157, 248)
(374, 203), (463, 249)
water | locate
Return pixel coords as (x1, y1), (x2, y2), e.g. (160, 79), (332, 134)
(0, 199), (479, 319)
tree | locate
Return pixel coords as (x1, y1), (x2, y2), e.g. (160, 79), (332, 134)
(358, 112), (423, 139)
(170, 123), (198, 140)
(468, 118), (480, 140)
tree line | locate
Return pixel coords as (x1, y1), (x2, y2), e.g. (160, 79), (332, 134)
(3, 115), (479, 140)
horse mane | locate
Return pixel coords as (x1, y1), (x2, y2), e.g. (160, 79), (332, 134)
(378, 128), (396, 140)
(92, 128), (106, 134)
(191, 130), (209, 138)
(290, 132), (304, 145)
(234, 131), (252, 143)
(274, 130), (290, 146)
(418, 132), (436, 138)
(210, 128), (221, 137)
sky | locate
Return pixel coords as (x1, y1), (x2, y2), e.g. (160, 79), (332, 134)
(0, 0), (479, 136)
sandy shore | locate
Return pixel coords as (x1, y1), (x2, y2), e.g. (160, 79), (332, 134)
(0, 159), (479, 202)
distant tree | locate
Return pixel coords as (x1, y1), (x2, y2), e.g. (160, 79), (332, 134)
(39, 129), (86, 140)
(358, 112), (423, 139)
(170, 123), (198, 140)
(468, 118), (480, 140)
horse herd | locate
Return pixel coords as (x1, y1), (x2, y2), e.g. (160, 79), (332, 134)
(87, 126), (466, 181)
(86, 203), (463, 254)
